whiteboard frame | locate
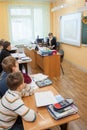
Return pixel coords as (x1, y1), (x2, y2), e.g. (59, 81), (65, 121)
(60, 12), (82, 46)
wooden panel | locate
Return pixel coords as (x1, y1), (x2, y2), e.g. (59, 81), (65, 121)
(24, 48), (36, 69)
(35, 53), (60, 78)
(36, 54), (43, 69)
(43, 54), (60, 78)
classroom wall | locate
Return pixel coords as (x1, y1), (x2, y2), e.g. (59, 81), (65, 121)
(0, 2), (9, 40)
(51, 0), (87, 72)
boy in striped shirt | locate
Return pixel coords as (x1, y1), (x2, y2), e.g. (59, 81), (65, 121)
(0, 72), (36, 130)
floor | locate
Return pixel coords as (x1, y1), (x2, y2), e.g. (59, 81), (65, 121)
(31, 60), (87, 130)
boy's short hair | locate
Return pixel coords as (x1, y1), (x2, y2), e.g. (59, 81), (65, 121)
(2, 56), (17, 73)
(3, 41), (11, 49)
(7, 72), (23, 90)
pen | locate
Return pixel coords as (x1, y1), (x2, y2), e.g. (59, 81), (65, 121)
(37, 111), (45, 120)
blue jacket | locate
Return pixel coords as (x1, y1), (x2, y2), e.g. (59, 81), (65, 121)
(0, 72), (8, 97)
(0, 72), (32, 98)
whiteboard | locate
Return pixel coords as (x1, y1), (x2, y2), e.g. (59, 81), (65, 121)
(60, 12), (82, 46)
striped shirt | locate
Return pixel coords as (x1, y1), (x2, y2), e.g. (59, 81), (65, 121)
(0, 89), (36, 130)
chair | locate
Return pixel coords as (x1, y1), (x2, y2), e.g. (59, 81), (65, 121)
(56, 42), (60, 51)
(59, 49), (64, 75)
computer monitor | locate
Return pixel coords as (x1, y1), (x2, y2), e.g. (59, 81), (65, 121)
(37, 38), (44, 44)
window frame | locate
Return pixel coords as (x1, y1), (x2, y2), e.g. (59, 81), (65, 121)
(8, 5), (50, 45)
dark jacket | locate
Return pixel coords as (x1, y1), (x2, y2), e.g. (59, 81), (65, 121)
(0, 72), (8, 97)
(47, 37), (57, 50)
(0, 49), (11, 73)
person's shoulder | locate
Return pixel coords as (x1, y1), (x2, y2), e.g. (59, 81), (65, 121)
(0, 72), (8, 81)
(1, 49), (5, 52)
(5, 90), (22, 103)
(53, 36), (56, 40)
(2, 49), (11, 56)
(0, 49), (6, 55)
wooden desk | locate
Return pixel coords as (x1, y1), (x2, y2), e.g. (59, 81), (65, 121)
(24, 48), (60, 78)
(36, 52), (60, 78)
(24, 48), (36, 69)
(11, 53), (32, 74)
(22, 86), (80, 130)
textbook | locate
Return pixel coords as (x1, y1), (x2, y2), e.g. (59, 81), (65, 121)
(47, 104), (78, 120)
(36, 78), (52, 87)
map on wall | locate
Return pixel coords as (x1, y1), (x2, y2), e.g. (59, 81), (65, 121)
(60, 12), (82, 46)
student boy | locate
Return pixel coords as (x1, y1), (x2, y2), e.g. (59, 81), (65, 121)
(0, 56), (33, 98)
(0, 72), (36, 130)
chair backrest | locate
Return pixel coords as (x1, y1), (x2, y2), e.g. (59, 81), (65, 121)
(59, 49), (64, 63)
(56, 42), (60, 51)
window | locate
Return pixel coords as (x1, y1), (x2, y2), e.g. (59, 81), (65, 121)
(9, 6), (50, 45)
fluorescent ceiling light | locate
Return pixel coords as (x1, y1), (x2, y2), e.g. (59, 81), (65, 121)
(51, 4), (68, 12)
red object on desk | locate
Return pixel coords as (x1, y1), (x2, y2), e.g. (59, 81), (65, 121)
(22, 73), (32, 84)
(53, 103), (62, 109)
(52, 50), (57, 55)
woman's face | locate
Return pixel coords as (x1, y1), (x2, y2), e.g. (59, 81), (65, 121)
(49, 34), (53, 40)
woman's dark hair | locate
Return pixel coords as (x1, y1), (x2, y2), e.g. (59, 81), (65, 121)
(3, 41), (11, 49)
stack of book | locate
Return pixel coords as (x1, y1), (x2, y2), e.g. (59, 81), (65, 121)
(30, 73), (52, 88)
(36, 78), (52, 88)
(47, 96), (78, 120)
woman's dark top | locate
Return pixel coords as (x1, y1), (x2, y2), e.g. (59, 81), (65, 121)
(0, 49), (11, 73)
(47, 37), (57, 50)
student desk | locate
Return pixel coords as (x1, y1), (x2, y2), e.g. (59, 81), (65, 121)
(22, 86), (80, 130)
(24, 48), (60, 78)
(11, 53), (32, 74)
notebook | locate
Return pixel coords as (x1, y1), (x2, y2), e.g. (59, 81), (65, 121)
(34, 91), (57, 107)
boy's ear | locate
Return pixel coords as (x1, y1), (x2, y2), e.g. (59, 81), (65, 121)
(12, 66), (15, 72)
(16, 83), (23, 90)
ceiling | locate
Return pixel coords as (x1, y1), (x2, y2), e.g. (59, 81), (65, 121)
(0, 0), (56, 2)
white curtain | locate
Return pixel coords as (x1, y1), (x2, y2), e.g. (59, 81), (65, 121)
(9, 5), (50, 45)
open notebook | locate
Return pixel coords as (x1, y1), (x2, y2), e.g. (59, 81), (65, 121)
(34, 91), (57, 107)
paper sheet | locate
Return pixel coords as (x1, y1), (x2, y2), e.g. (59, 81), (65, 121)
(34, 91), (57, 107)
